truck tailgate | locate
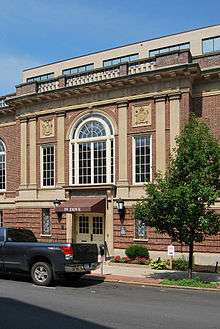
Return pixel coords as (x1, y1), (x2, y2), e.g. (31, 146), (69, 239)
(73, 243), (98, 263)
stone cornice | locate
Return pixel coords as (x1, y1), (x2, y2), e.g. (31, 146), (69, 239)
(7, 62), (200, 110)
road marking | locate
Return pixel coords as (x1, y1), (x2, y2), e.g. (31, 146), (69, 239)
(32, 284), (56, 289)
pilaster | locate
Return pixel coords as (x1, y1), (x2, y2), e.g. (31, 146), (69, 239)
(28, 116), (37, 189)
(169, 93), (181, 154)
(155, 96), (166, 175)
(20, 118), (28, 189)
(117, 102), (129, 198)
(56, 112), (65, 187)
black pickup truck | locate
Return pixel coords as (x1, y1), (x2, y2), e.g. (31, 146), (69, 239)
(0, 227), (98, 286)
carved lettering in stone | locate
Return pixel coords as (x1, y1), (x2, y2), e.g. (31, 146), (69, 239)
(132, 104), (152, 127)
(40, 118), (55, 138)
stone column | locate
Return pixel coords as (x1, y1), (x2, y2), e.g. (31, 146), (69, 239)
(66, 213), (73, 243)
(56, 112), (65, 187)
(155, 96), (166, 175)
(20, 118), (28, 189)
(29, 116), (37, 189)
(117, 102), (129, 197)
(169, 94), (181, 154)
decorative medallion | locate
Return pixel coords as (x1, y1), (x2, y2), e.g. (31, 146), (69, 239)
(132, 104), (152, 127)
(40, 118), (55, 138)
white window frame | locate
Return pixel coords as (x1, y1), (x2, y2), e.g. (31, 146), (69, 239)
(0, 140), (6, 192)
(69, 116), (115, 186)
(40, 144), (55, 188)
(132, 135), (152, 185)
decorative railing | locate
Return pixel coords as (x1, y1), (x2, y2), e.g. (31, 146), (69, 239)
(0, 98), (7, 108)
(66, 67), (120, 87)
(15, 50), (192, 97)
(128, 61), (156, 75)
(38, 80), (60, 93)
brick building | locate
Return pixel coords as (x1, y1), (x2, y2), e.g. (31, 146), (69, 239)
(0, 24), (220, 264)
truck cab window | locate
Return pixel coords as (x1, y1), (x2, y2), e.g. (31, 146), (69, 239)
(7, 229), (37, 242)
(0, 228), (4, 242)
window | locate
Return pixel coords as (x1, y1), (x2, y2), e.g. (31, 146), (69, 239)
(133, 136), (151, 184)
(63, 64), (94, 76)
(7, 229), (37, 242)
(103, 54), (139, 67)
(93, 217), (103, 235)
(42, 209), (51, 235)
(79, 216), (89, 234)
(135, 219), (147, 240)
(27, 73), (54, 83)
(202, 36), (220, 53)
(149, 42), (190, 57)
(0, 228), (4, 242)
(70, 115), (114, 185)
(0, 140), (6, 191)
(41, 145), (55, 187)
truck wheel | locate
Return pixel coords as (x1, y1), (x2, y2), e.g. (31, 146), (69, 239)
(31, 262), (53, 286)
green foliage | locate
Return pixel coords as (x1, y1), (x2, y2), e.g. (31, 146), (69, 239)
(150, 258), (168, 270)
(135, 115), (220, 275)
(173, 257), (188, 271)
(125, 244), (149, 259)
(161, 277), (218, 288)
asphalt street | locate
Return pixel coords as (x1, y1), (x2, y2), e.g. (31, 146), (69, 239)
(0, 275), (219, 329)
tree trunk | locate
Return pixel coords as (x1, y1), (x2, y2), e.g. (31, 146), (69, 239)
(188, 242), (194, 279)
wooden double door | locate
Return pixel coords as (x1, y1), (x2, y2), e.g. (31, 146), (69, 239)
(74, 213), (104, 245)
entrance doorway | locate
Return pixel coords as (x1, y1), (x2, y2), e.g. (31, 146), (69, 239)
(74, 213), (104, 245)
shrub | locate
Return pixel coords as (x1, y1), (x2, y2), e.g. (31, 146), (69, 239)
(173, 256), (188, 271)
(125, 244), (149, 259)
(150, 258), (168, 270)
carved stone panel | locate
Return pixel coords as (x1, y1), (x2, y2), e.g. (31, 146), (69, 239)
(132, 104), (152, 127)
(40, 118), (55, 138)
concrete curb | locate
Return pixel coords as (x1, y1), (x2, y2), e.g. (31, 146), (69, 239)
(83, 274), (220, 292)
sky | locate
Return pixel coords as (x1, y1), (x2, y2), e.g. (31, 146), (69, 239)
(0, 0), (220, 95)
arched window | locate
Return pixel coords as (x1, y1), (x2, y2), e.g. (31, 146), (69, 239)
(0, 140), (6, 191)
(70, 115), (114, 185)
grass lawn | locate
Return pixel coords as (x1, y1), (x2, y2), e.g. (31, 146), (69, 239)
(161, 277), (218, 288)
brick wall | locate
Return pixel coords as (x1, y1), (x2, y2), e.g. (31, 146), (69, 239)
(113, 207), (220, 254)
(3, 208), (66, 243)
(193, 94), (220, 142)
(0, 121), (20, 197)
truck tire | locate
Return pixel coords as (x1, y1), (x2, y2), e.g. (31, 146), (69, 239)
(31, 262), (53, 286)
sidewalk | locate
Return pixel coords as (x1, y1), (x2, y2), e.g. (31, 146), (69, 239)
(84, 262), (220, 289)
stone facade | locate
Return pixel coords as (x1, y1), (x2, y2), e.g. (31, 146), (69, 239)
(1, 27), (220, 264)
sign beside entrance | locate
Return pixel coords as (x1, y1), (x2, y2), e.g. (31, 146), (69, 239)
(167, 245), (175, 257)
(120, 225), (126, 236)
(63, 207), (82, 213)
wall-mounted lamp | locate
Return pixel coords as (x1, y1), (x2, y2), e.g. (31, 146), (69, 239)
(116, 198), (125, 221)
(53, 199), (61, 208)
(53, 199), (62, 222)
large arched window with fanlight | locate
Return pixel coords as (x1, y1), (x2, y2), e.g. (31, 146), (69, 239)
(70, 115), (114, 185)
(0, 140), (6, 191)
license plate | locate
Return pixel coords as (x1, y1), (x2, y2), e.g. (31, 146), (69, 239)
(84, 264), (90, 270)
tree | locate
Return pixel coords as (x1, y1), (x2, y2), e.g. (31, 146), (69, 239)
(135, 115), (220, 278)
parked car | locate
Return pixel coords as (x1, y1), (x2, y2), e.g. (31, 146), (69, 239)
(0, 227), (98, 286)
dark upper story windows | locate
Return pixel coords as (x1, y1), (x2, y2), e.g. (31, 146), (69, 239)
(202, 36), (220, 54)
(103, 54), (139, 67)
(149, 42), (190, 57)
(27, 73), (54, 83)
(63, 64), (94, 76)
